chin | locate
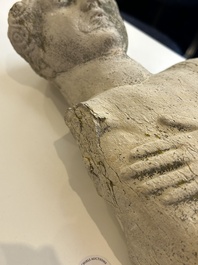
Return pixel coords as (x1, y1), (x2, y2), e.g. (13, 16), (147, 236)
(94, 28), (123, 50)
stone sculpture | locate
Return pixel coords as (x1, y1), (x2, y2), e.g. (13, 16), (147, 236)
(8, 0), (198, 264)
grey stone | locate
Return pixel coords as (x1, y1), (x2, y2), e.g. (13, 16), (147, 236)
(8, 1), (198, 264)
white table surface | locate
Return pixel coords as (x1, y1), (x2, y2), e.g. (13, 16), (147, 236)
(0, 1), (185, 265)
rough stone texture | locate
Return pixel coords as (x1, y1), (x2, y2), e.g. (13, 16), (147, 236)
(8, 0), (198, 264)
(65, 61), (198, 264)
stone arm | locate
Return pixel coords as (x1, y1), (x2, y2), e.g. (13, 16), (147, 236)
(65, 102), (198, 265)
(65, 59), (198, 265)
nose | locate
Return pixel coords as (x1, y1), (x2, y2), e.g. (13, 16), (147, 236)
(80, 0), (101, 12)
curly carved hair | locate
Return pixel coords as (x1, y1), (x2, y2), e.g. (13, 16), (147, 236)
(8, 0), (56, 79)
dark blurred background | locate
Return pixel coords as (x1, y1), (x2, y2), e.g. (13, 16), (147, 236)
(115, 0), (198, 59)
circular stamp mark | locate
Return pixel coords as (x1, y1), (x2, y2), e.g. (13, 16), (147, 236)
(80, 255), (111, 265)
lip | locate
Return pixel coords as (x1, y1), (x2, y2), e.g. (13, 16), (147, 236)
(90, 9), (106, 21)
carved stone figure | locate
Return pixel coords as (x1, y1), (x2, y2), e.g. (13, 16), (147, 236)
(8, 1), (198, 264)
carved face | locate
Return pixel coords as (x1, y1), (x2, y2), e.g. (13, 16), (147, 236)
(8, 0), (127, 77)
(39, 0), (128, 72)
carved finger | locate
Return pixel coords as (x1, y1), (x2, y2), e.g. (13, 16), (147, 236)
(160, 177), (198, 205)
(129, 139), (179, 162)
(121, 149), (190, 181)
(158, 116), (198, 132)
(138, 163), (197, 196)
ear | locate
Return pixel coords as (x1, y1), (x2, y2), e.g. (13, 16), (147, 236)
(8, 23), (35, 60)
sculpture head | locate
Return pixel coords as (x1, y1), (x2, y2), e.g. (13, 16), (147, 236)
(8, 0), (128, 80)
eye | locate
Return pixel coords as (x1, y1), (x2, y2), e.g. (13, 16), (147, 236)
(56, 0), (72, 7)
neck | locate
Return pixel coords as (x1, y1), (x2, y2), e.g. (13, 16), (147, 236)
(54, 54), (151, 106)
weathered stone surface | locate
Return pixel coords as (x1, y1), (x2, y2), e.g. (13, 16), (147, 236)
(65, 61), (198, 264)
(8, 0), (198, 264)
